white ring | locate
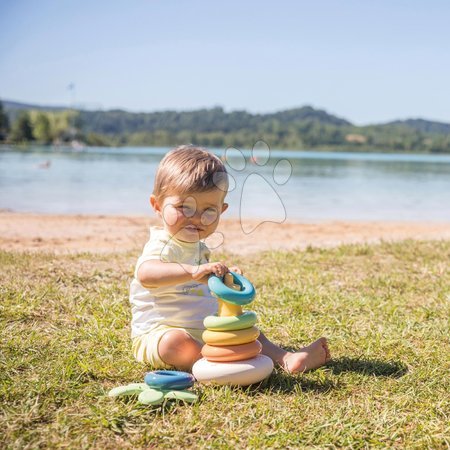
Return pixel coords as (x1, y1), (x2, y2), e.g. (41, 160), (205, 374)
(192, 354), (273, 386)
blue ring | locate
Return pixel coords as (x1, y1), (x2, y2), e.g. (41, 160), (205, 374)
(144, 370), (195, 390)
(208, 271), (256, 305)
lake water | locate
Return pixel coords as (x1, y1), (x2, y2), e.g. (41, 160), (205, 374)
(1, 145), (449, 221)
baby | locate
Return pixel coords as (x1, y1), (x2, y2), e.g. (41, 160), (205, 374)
(130, 145), (330, 372)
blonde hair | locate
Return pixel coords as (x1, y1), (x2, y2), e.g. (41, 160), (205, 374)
(153, 145), (228, 200)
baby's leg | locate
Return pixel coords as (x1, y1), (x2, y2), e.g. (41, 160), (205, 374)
(258, 332), (331, 374)
(158, 329), (203, 371)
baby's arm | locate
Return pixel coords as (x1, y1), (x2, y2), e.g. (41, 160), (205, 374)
(137, 260), (228, 288)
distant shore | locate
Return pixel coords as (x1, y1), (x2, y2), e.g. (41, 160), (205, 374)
(3, 101), (450, 153)
(2, 143), (450, 155)
(1, 211), (449, 255)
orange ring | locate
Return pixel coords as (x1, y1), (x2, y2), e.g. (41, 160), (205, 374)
(202, 340), (262, 362)
(202, 326), (260, 346)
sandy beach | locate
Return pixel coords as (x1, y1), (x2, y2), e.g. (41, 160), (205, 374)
(1, 211), (449, 255)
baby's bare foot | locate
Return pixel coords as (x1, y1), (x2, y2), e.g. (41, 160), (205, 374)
(281, 337), (331, 374)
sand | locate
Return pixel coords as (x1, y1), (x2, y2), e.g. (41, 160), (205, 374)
(1, 211), (449, 255)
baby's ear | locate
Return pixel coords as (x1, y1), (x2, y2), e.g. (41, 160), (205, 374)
(150, 195), (161, 213)
(221, 203), (229, 214)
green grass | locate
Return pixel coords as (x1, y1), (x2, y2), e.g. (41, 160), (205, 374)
(1, 240), (449, 449)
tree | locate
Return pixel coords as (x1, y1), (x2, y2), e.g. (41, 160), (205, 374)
(0, 100), (9, 141)
(32, 112), (53, 143)
(10, 111), (34, 142)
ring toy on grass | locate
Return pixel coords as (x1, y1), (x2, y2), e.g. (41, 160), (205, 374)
(208, 272), (255, 305)
(203, 311), (257, 331)
(163, 390), (198, 403)
(108, 383), (199, 405)
(202, 340), (262, 362)
(108, 383), (149, 397)
(138, 388), (165, 405)
(202, 326), (260, 346)
(192, 354), (274, 386)
(144, 370), (195, 390)
(138, 389), (198, 405)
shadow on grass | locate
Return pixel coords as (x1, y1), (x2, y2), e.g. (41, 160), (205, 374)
(241, 370), (339, 395)
(327, 356), (408, 378)
(234, 356), (407, 396)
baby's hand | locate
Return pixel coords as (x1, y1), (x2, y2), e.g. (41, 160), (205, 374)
(228, 265), (243, 275)
(191, 262), (228, 284)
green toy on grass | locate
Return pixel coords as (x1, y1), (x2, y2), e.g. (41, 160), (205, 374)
(108, 371), (198, 406)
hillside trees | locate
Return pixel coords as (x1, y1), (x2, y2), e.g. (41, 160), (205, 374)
(1, 101), (449, 152)
(10, 111), (34, 142)
(3, 108), (83, 144)
(0, 101), (10, 141)
(32, 112), (52, 143)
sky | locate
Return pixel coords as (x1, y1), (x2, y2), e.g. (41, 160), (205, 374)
(1, 0), (449, 125)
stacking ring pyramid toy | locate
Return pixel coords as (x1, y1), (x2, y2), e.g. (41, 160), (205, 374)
(192, 272), (274, 386)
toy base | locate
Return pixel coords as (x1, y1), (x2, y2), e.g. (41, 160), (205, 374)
(192, 354), (274, 386)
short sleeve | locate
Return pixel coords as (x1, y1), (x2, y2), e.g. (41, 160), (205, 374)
(200, 242), (211, 264)
(134, 235), (173, 278)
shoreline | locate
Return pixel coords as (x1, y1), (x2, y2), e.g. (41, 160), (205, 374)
(1, 211), (449, 255)
(3, 143), (450, 157)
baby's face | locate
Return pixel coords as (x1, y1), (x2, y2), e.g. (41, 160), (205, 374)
(151, 189), (228, 242)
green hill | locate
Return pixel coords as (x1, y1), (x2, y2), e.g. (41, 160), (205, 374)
(1, 100), (449, 153)
(383, 118), (450, 135)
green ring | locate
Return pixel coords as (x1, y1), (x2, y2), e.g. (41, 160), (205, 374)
(138, 388), (165, 405)
(108, 383), (149, 397)
(203, 311), (258, 331)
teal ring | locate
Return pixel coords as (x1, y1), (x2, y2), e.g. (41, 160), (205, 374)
(208, 271), (256, 305)
(144, 370), (195, 390)
(204, 311), (258, 331)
